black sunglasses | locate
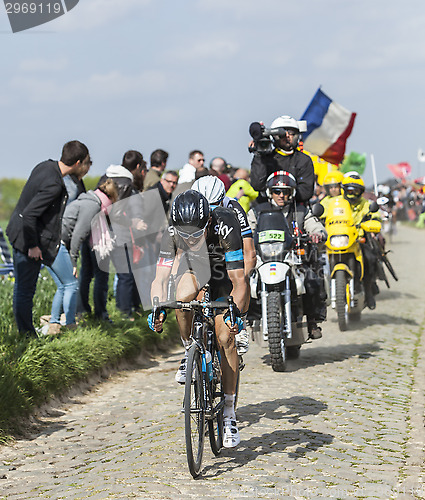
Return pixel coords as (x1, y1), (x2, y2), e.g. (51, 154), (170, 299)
(271, 188), (290, 195)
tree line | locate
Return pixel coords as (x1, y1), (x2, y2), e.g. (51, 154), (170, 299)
(0, 176), (101, 222)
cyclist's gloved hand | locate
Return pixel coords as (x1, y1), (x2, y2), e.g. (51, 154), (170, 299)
(223, 306), (243, 332)
(147, 308), (167, 331)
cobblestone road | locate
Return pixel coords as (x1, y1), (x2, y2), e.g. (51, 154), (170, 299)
(1, 225), (425, 499)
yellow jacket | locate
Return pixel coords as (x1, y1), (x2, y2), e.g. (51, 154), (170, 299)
(324, 195), (380, 232)
(226, 180), (258, 213)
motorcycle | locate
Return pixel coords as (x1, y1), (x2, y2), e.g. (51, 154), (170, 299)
(325, 197), (381, 331)
(249, 207), (316, 372)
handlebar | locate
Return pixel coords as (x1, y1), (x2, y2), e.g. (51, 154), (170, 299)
(152, 295), (236, 327)
(153, 296), (234, 312)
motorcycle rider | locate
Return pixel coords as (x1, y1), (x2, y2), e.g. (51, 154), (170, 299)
(250, 115), (315, 205)
(191, 175), (256, 355)
(247, 171), (327, 339)
(320, 170), (344, 218)
(149, 190), (247, 448)
(341, 174), (380, 310)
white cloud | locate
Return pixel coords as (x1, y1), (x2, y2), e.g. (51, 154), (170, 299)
(51, 0), (152, 32)
(9, 69), (167, 103)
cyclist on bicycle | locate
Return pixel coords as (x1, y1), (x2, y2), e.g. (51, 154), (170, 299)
(191, 175), (256, 355)
(149, 189), (247, 448)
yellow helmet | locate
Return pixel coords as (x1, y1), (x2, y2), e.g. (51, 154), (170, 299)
(323, 170), (344, 196)
(342, 174), (365, 203)
(323, 171), (344, 186)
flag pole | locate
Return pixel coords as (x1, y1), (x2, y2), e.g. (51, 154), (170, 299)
(370, 153), (378, 196)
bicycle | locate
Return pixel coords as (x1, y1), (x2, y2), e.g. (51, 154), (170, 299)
(152, 287), (242, 478)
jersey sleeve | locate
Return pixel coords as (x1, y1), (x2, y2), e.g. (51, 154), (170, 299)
(224, 198), (253, 238)
(157, 225), (177, 268)
(213, 208), (244, 271)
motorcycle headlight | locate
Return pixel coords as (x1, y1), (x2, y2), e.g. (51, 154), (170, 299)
(260, 242), (285, 258)
(329, 235), (349, 248)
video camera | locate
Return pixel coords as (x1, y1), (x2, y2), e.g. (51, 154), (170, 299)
(248, 119), (307, 154)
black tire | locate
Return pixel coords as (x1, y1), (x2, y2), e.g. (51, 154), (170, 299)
(184, 345), (205, 478)
(335, 270), (348, 331)
(267, 291), (286, 372)
(286, 345), (301, 359)
(208, 349), (223, 456)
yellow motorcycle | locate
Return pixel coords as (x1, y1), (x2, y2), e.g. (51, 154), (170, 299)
(325, 197), (381, 331)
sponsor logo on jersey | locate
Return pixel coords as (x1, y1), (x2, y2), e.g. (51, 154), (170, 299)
(214, 220), (234, 239)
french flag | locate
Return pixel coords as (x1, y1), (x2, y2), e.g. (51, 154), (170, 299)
(300, 88), (356, 166)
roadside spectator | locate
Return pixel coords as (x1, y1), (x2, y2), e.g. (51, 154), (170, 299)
(143, 149), (169, 191)
(47, 180), (118, 335)
(178, 150), (205, 184)
(133, 170), (180, 305)
(78, 151), (146, 320)
(106, 151), (147, 318)
(150, 170), (179, 215)
(209, 157), (231, 190)
(43, 158), (91, 328)
(226, 168), (259, 212)
(6, 140), (91, 337)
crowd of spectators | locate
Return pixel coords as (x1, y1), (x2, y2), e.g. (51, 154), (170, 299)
(5, 144), (259, 337)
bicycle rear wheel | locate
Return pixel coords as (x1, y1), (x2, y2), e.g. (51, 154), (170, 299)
(184, 345), (205, 478)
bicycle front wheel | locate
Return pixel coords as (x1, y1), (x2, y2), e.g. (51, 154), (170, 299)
(208, 348), (224, 456)
(184, 345), (205, 478)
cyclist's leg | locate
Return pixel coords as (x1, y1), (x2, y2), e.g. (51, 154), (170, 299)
(214, 314), (240, 447)
(174, 271), (200, 383)
(214, 315), (238, 394)
(175, 271), (199, 342)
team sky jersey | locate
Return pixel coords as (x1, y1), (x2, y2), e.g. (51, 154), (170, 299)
(222, 196), (252, 238)
(158, 206), (244, 278)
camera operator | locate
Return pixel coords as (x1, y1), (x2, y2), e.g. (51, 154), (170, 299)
(249, 115), (315, 205)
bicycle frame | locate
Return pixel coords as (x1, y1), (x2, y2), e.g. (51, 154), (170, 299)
(152, 290), (236, 477)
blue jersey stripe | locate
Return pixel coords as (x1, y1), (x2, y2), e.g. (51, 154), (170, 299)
(225, 249), (244, 262)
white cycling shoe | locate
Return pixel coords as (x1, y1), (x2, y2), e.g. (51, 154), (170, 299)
(175, 355), (187, 384)
(235, 329), (249, 355)
(223, 418), (240, 448)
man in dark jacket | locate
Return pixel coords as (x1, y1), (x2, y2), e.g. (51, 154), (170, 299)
(6, 140), (91, 336)
(250, 115), (315, 204)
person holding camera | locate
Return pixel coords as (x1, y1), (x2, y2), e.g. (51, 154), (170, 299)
(249, 115), (315, 205)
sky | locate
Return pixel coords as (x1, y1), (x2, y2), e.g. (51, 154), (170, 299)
(0, 0), (425, 187)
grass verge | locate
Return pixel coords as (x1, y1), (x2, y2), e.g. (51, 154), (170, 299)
(0, 268), (179, 443)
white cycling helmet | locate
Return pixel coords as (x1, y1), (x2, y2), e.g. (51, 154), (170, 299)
(270, 115), (307, 133)
(191, 175), (226, 204)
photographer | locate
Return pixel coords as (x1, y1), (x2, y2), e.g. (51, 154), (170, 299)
(249, 115), (315, 204)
